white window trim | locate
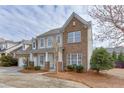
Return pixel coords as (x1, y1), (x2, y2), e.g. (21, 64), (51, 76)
(47, 37), (52, 48)
(68, 31), (81, 43)
(77, 53), (78, 65)
(56, 35), (61, 44)
(40, 38), (45, 48)
(68, 53), (82, 65)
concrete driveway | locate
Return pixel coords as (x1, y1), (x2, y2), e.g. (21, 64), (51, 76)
(104, 68), (124, 79)
(0, 67), (88, 88)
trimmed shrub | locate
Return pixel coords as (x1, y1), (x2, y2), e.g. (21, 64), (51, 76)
(72, 64), (77, 71)
(75, 65), (84, 73)
(67, 65), (74, 71)
(90, 47), (114, 73)
(34, 66), (41, 70)
(67, 64), (84, 73)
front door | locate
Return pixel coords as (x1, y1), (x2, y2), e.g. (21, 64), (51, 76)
(48, 54), (55, 70)
(39, 55), (45, 67)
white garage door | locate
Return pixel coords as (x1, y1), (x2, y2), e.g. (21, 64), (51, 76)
(18, 57), (25, 67)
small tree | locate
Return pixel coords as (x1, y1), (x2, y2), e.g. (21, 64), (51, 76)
(118, 52), (124, 62)
(112, 51), (117, 61)
(90, 47), (114, 73)
(0, 55), (18, 67)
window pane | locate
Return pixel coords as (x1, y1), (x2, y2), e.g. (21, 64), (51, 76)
(68, 32), (73, 43)
(41, 38), (45, 47)
(71, 54), (77, 64)
(48, 37), (52, 47)
(75, 31), (81, 42)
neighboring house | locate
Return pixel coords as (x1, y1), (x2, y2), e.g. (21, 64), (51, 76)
(16, 40), (32, 67)
(106, 46), (124, 55)
(0, 40), (22, 57)
(0, 40), (17, 50)
(17, 12), (93, 71)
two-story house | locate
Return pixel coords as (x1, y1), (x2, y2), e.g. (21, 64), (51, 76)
(17, 12), (93, 71)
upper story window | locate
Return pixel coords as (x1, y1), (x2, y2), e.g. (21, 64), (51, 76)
(67, 31), (81, 43)
(40, 38), (45, 48)
(32, 42), (36, 49)
(56, 35), (61, 44)
(75, 31), (81, 42)
(47, 37), (52, 48)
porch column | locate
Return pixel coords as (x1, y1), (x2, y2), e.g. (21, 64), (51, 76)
(30, 53), (33, 61)
(45, 52), (50, 71)
(57, 51), (63, 72)
(58, 51), (63, 62)
(45, 52), (48, 62)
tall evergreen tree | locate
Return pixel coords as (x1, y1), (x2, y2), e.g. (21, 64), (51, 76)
(112, 51), (117, 61)
(90, 47), (114, 73)
(118, 52), (124, 62)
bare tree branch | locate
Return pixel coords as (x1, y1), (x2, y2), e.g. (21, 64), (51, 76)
(88, 5), (124, 46)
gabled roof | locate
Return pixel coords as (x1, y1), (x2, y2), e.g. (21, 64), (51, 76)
(62, 12), (90, 29)
(37, 12), (91, 38)
(37, 27), (62, 38)
(16, 45), (32, 55)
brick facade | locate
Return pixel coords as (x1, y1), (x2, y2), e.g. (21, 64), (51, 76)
(63, 17), (88, 71)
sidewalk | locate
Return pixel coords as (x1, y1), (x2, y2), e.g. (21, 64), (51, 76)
(0, 83), (14, 88)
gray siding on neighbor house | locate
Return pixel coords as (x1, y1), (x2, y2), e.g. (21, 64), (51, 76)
(106, 47), (124, 54)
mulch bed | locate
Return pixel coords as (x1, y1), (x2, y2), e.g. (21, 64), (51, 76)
(44, 70), (124, 88)
(19, 69), (48, 73)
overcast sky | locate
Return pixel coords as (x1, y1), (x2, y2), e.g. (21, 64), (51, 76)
(0, 5), (109, 48)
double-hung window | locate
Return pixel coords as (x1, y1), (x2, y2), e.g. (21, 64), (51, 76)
(47, 37), (52, 48)
(67, 53), (82, 65)
(71, 54), (77, 64)
(68, 32), (73, 43)
(75, 31), (81, 42)
(40, 38), (45, 48)
(68, 31), (81, 43)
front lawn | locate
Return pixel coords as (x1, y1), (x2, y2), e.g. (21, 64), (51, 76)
(44, 69), (124, 88)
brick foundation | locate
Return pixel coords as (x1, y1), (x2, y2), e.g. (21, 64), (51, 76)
(57, 62), (63, 72)
(45, 61), (50, 71)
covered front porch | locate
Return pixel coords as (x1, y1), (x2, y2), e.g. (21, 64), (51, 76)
(31, 48), (63, 72)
